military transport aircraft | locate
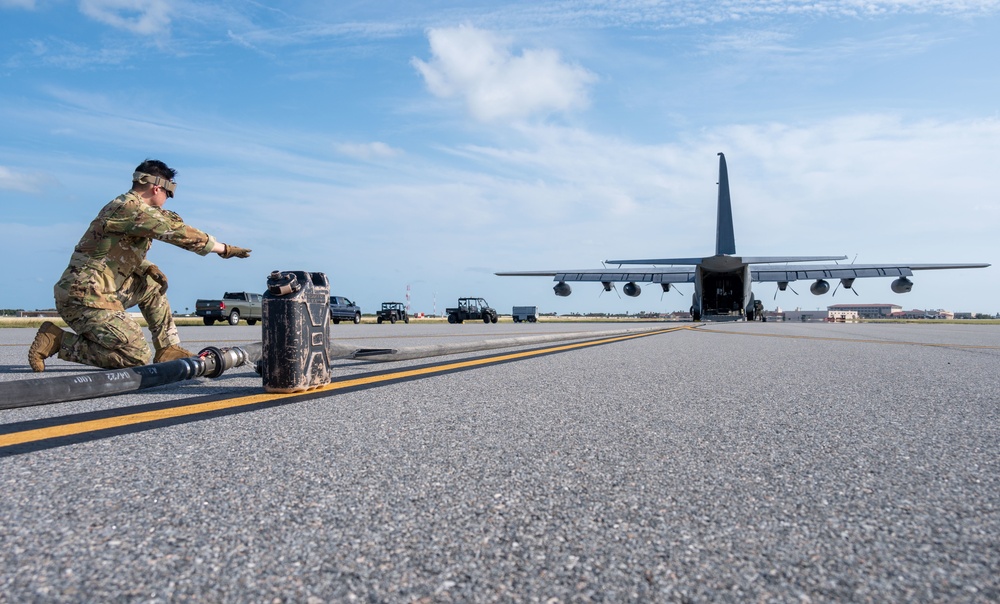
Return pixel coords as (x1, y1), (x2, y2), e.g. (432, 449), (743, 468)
(496, 153), (990, 321)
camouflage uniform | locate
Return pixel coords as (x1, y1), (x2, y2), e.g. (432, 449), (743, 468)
(53, 191), (218, 369)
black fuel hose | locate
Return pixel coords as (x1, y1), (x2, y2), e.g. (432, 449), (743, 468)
(0, 343), (262, 411)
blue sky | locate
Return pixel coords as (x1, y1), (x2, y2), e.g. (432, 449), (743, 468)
(1, 0), (998, 317)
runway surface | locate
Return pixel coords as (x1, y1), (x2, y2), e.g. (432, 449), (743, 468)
(1, 321), (998, 601)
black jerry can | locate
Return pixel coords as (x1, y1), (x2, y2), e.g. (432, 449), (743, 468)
(261, 270), (331, 393)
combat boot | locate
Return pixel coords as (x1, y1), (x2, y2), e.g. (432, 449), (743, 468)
(28, 321), (65, 372)
(154, 344), (194, 363)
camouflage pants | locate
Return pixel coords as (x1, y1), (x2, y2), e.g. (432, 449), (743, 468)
(56, 273), (180, 369)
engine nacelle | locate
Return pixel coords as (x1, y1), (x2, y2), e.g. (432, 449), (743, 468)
(602, 281), (613, 292)
(554, 281), (572, 297)
(839, 278), (855, 290)
(661, 283), (671, 293)
(810, 279), (830, 295)
(891, 277), (913, 293)
(623, 282), (641, 297)
(777, 281), (789, 291)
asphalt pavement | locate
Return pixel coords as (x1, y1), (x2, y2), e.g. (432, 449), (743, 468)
(1, 321), (998, 602)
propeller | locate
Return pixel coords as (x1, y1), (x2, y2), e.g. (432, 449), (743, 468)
(831, 254), (860, 297)
(660, 283), (684, 301)
(599, 282), (621, 299)
(832, 278), (860, 297)
(773, 282), (799, 300)
(597, 263), (622, 298)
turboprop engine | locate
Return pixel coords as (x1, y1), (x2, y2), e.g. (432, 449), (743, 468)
(623, 282), (641, 297)
(554, 281), (572, 297)
(891, 277), (913, 293)
(810, 279), (830, 295)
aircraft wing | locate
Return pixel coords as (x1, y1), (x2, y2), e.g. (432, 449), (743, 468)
(495, 268), (697, 284)
(497, 262), (988, 284)
(751, 262), (990, 282)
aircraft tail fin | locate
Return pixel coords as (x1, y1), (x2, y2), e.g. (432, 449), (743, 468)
(716, 152), (736, 256)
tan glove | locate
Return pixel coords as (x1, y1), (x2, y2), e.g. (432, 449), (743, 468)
(145, 264), (169, 294)
(219, 244), (251, 259)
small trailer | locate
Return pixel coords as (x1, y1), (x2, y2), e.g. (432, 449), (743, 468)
(511, 306), (538, 323)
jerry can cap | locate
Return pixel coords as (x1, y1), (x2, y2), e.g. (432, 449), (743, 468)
(267, 270), (300, 296)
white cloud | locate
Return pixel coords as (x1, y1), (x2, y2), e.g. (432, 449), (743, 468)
(0, 165), (49, 193)
(412, 25), (596, 122)
(79, 0), (172, 35)
(334, 141), (403, 161)
(8, 38), (133, 69)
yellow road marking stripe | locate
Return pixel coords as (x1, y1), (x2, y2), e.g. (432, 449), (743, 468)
(1, 327), (682, 448)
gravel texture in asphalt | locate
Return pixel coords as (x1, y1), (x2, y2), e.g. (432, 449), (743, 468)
(1, 322), (998, 602)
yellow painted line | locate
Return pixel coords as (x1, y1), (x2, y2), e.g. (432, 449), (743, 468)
(0, 327), (684, 449)
(695, 327), (1000, 349)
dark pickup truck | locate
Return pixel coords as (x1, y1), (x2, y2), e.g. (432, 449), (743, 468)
(195, 292), (263, 326)
(329, 296), (362, 324)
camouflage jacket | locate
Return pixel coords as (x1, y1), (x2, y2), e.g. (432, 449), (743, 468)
(55, 191), (218, 309)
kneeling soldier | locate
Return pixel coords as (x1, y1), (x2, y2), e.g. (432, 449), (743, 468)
(29, 159), (251, 371)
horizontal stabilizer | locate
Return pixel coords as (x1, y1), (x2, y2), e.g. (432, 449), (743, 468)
(605, 255), (848, 266)
(605, 257), (705, 266)
(743, 256), (848, 264)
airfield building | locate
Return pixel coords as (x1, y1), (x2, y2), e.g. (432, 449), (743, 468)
(827, 303), (902, 319)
